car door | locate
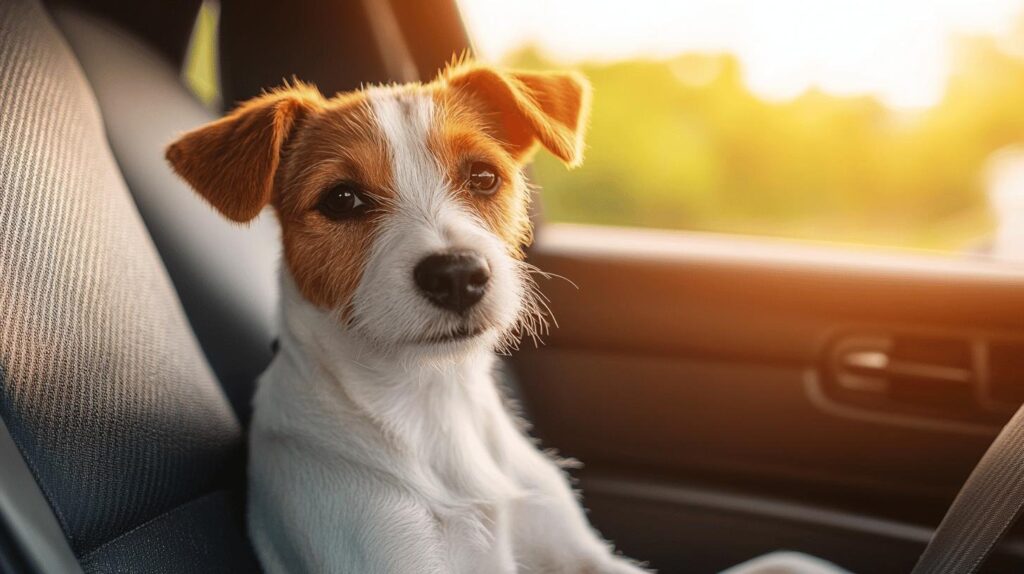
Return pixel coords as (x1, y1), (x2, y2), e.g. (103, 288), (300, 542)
(511, 224), (1024, 574)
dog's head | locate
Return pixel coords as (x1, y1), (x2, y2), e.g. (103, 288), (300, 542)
(166, 63), (590, 355)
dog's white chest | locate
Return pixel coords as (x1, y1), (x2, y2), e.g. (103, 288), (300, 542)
(391, 381), (523, 573)
(248, 321), (528, 573)
(439, 502), (516, 574)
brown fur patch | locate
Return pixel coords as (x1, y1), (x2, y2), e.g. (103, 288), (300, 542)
(442, 64), (592, 168)
(429, 87), (534, 257)
(274, 92), (395, 312)
(166, 83), (324, 222)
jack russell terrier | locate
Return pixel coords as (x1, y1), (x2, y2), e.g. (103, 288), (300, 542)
(167, 62), (648, 574)
(167, 62), (846, 574)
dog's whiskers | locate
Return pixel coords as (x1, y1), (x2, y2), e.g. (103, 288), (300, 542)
(488, 261), (559, 355)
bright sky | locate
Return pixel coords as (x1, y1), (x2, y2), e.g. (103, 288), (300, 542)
(456, 0), (1024, 109)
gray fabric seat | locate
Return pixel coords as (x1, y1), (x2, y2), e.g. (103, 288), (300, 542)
(53, 7), (281, 423)
(0, 0), (262, 570)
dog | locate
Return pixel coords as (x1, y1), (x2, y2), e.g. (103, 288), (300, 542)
(166, 62), (650, 574)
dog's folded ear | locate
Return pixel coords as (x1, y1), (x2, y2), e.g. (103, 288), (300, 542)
(445, 64), (592, 168)
(166, 84), (323, 222)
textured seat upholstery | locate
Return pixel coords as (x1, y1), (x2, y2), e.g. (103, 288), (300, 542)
(0, 0), (260, 570)
(53, 7), (281, 423)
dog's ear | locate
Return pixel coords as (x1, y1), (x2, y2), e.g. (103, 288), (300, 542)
(166, 84), (323, 222)
(445, 64), (591, 167)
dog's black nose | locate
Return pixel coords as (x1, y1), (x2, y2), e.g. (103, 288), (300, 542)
(414, 251), (491, 313)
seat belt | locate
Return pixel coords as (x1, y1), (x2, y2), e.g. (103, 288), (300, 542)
(911, 403), (1024, 574)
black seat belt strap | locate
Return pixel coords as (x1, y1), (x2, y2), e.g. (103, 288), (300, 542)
(911, 403), (1024, 574)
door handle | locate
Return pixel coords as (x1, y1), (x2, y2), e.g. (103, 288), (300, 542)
(821, 331), (1024, 427)
(840, 349), (973, 385)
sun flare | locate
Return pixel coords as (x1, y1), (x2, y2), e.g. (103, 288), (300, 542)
(457, 0), (1024, 109)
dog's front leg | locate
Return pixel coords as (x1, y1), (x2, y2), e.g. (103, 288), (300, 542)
(250, 452), (451, 574)
(507, 440), (652, 574)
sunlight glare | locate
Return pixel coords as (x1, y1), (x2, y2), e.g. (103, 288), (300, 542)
(456, 0), (1024, 109)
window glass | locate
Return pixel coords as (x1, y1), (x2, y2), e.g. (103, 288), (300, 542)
(183, 1), (220, 108)
(457, 0), (1024, 261)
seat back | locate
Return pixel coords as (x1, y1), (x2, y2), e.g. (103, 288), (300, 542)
(0, 0), (257, 570)
(53, 7), (282, 423)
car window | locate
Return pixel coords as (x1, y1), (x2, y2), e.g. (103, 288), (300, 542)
(456, 0), (1024, 263)
(183, 1), (220, 108)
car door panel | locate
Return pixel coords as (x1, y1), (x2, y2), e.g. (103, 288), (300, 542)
(511, 223), (1024, 573)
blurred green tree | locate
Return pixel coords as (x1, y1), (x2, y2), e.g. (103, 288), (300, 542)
(510, 31), (1024, 252)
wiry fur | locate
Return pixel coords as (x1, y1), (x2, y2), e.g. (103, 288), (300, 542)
(167, 62), (647, 574)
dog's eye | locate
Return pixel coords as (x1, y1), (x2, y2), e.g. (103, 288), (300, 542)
(317, 184), (368, 221)
(467, 162), (500, 195)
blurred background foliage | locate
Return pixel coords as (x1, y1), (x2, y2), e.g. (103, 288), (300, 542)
(507, 31), (1024, 251)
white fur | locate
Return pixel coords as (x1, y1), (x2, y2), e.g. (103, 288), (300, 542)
(247, 90), (647, 573)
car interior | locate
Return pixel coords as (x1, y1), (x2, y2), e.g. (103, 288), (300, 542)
(2, 0), (1024, 572)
